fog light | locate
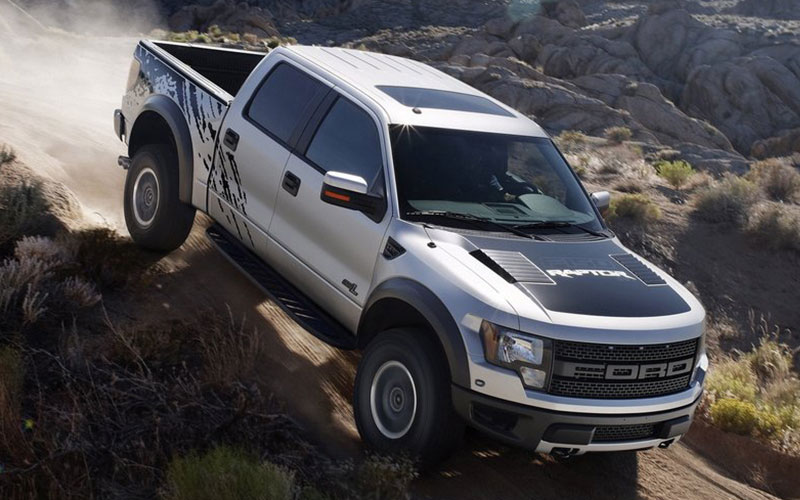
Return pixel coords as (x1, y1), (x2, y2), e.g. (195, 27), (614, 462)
(520, 367), (547, 389)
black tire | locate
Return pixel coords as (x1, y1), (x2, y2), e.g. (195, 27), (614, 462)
(124, 144), (195, 251)
(354, 328), (464, 468)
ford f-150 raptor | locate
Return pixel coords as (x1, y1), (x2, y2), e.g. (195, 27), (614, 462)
(115, 40), (707, 465)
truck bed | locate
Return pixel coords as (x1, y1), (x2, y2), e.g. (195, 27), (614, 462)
(151, 41), (266, 98)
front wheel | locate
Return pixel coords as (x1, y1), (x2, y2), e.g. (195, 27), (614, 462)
(354, 329), (464, 467)
(124, 144), (195, 251)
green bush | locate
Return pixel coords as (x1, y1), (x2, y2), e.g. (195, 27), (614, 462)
(694, 176), (760, 225)
(554, 130), (589, 150)
(711, 399), (760, 435)
(747, 204), (800, 253)
(607, 193), (661, 224)
(655, 160), (694, 190)
(747, 158), (800, 203)
(604, 126), (633, 144)
(164, 446), (295, 500)
(707, 358), (758, 402)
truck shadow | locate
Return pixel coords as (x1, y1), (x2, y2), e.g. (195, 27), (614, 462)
(416, 429), (639, 500)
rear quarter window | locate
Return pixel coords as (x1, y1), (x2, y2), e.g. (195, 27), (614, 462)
(246, 63), (328, 144)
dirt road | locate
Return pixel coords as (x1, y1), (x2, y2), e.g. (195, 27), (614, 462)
(0, 4), (781, 498)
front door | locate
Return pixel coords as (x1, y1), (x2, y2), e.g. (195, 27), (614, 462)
(207, 59), (331, 251)
(268, 93), (391, 324)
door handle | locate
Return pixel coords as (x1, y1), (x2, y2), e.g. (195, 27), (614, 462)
(223, 128), (239, 151)
(282, 171), (301, 196)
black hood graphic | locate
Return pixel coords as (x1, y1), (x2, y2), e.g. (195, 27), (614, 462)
(463, 234), (690, 318)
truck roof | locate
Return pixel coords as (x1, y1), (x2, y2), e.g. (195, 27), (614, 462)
(283, 45), (548, 137)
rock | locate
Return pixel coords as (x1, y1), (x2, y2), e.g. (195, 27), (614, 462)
(451, 35), (491, 57)
(671, 143), (749, 175)
(572, 74), (733, 151)
(540, 0), (587, 29)
(751, 128), (800, 159)
(507, 34), (540, 63)
(680, 55), (800, 154)
(726, 0), (800, 20)
(484, 16), (518, 39)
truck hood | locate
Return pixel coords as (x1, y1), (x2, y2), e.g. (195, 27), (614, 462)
(427, 228), (691, 320)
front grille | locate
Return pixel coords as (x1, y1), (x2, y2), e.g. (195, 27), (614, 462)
(549, 374), (692, 399)
(554, 338), (698, 363)
(593, 423), (656, 442)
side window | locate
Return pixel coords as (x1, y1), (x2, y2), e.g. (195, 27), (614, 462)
(246, 63), (327, 144)
(305, 98), (384, 191)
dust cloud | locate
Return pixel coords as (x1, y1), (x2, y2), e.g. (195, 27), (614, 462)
(0, 0), (164, 229)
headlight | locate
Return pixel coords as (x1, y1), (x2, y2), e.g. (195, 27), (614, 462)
(480, 320), (552, 390)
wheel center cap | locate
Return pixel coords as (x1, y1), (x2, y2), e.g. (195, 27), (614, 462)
(389, 387), (404, 412)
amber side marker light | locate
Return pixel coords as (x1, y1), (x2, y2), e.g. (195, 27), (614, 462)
(324, 190), (351, 202)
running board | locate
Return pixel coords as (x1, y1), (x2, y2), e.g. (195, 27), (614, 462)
(206, 224), (357, 350)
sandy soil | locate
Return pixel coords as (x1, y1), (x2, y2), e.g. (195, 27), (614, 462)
(0, 2), (785, 498)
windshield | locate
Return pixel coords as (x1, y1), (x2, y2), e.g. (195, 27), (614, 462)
(390, 125), (603, 232)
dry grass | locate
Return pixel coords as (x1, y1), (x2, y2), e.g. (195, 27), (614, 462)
(747, 158), (800, 203)
(607, 193), (661, 224)
(747, 204), (800, 253)
(0, 347), (24, 456)
(604, 126), (633, 144)
(199, 308), (266, 387)
(694, 175), (761, 225)
(706, 314), (800, 453)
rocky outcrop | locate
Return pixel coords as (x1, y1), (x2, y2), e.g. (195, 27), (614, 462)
(168, 0), (280, 37)
(726, 0), (800, 21)
(680, 55), (800, 153)
(571, 74), (733, 151)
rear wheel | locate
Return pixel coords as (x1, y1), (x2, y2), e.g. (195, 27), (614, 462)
(354, 329), (464, 467)
(124, 144), (195, 251)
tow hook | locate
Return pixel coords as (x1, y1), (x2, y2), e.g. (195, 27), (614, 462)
(551, 447), (580, 458)
(118, 156), (131, 170)
(658, 439), (675, 449)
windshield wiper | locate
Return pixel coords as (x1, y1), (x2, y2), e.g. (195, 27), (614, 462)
(406, 210), (548, 241)
(513, 221), (608, 238)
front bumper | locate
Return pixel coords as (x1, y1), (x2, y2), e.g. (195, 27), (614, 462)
(452, 384), (700, 455)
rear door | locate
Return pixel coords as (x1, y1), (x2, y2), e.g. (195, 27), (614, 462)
(267, 92), (391, 326)
(207, 58), (331, 251)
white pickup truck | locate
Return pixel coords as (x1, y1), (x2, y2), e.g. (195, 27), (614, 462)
(115, 41), (707, 465)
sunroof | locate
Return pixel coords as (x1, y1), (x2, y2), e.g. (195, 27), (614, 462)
(376, 86), (514, 117)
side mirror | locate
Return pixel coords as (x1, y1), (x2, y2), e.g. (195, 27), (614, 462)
(591, 191), (611, 214)
(321, 171), (386, 223)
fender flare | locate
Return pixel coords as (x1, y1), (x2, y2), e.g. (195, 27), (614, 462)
(359, 278), (470, 387)
(129, 95), (194, 204)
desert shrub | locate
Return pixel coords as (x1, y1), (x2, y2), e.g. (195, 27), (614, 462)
(164, 446), (295, 500)
(747, 158), (800, 203)
(706, 317), (800, 448)
(199, 310), (265, 387)
(61, 276), (102, 308)
(355, 454), (417, 500)
(655, 160), (694, 190)
(0, 347), (23, 441)
(554, 130), (589, 150)
(607, 193), (661, 224)
(614, 180), (643, 193)
(604, 126), (632, 144)
(60, 227), (151, 289)
(0, 144), (16, 165)
(694, 176), (760, 225)
(747, 204), (800, 253)
(0, 180), (49, 251)
(707, 357), (758, 402)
